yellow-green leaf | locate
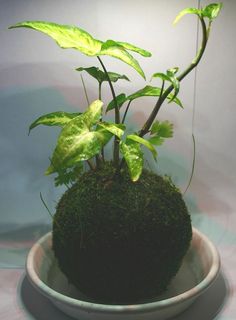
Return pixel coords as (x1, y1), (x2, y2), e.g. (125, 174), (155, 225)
(28, 111), (81, 134)
(127, 134), (157, 161)
(9, 21), (147, 79)
(46, 100), (106, 174)
(99, 40), (146, 79)
(202, 3), (223, 21)
(9, 21), (102, 55)
(120, 140), (143, 182)
(117, 41), (152, 57)
(173, 8), (201, 25)
(127, 85), (183, 108)
(83, 99), (103, 127)
(99, 122), (125, 139)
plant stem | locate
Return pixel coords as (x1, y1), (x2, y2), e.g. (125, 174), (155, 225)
(97, 56), (120, 167)
(98, 81), (105, 162)
(122, 100), (132, 124)
(183, 133), (196, 194)
(40, 192), (54, 220)
(87, 159), (95, 170)
(80, 75), (90, 106)
(98, 82), (102, 100)
(139, 17), (208, 138)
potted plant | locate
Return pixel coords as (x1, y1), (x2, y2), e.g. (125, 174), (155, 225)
(10, 1), (222, 309)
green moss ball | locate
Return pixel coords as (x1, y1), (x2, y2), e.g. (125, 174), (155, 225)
(52, 163), (192, 304)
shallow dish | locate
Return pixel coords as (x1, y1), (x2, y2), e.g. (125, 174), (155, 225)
(26, 227), (220, 320)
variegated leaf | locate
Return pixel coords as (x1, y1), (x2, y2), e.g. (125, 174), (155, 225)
(120, 140), (143, 182)
(28, 111), (81, 134)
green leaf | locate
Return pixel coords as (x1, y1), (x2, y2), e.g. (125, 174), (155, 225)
(151, 68), (180, 103)
(173, 8), (201, 24)
(151, 72), (171, 82)
(116, 41), (152, 57)
(202, 3), (223, 21)
(166, 68), (180, 102)
(46, 100), (109, 174)
(127, 85), (183, 107)
(106, 72), (130, 83)
(76, 66), (105, 83)
(76, 66), (129, 84)
(128, 85), (162, 101)
(54, 163), (83, 187)
(83, 99), (103, 127)
(9, 21), (102, 55)
(9, 21), (147, 79)
(28, 111), (81, 134)
(127, 134), (157, 160)
(148, 136), (165, 146)
(120, 140), (143, 182)
(98, 122), (125, 139)
(99, 40), (146, 79)
(167, 67), (179, 75)
(46, 126), (112, 174)
(106, 93), (127, 113)
(150, 120), (173, 138)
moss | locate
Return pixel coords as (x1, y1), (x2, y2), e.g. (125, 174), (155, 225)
(53, 162), (192, 304)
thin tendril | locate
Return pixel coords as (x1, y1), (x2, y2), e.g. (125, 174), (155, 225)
(80, 74), (90, 106)
(184, 0), (200, 194)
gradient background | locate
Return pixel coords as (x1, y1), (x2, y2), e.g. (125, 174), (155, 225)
(0, 0), (235, 319)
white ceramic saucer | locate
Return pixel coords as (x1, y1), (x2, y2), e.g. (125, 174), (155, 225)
(26, 227), (220, 320)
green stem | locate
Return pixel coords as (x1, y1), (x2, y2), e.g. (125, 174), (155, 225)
(80, 75), (90, 106)
(40, 192), (54, 220)
(97, 56), (120, 167)
(98, 82), (102, 100)
(98, 82), (105, 162)
(139, 17), (208, 138)
(183, 133), (196, 194)
(122, 100), (132, 124)
(87, 159), (95, 170)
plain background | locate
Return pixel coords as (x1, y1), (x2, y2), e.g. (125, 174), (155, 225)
(0, 0), (235, 319)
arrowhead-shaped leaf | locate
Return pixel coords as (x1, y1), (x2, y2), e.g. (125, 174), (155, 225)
(116, 41), (152, 57)
(106, 72), (130, 83)
(9, 21), (102, 55)
(106, 93), (127, 113)
(9, 21), (148, 79)
(151, 72), (171, 82)
(46, 126), (112, 174)
(82, 99), (103, 127)
(127, 85), (183, 108)
(99, 40), (146, 79)
(120, 140), (143, 182)
(28, 111), (81, 134)
(46, 100), (108, 174)
(127, 134), (157, 160)
(99, 122), (125, 139)
(151, 68), (180, 103)
(76, 66), (129, 84)
(166, 68), (180, 102)
(173, 8), (201, 25)
(76, 66), (105, 83)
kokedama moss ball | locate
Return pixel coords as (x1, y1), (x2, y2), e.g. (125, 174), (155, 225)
(52, 163), (192, 304)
